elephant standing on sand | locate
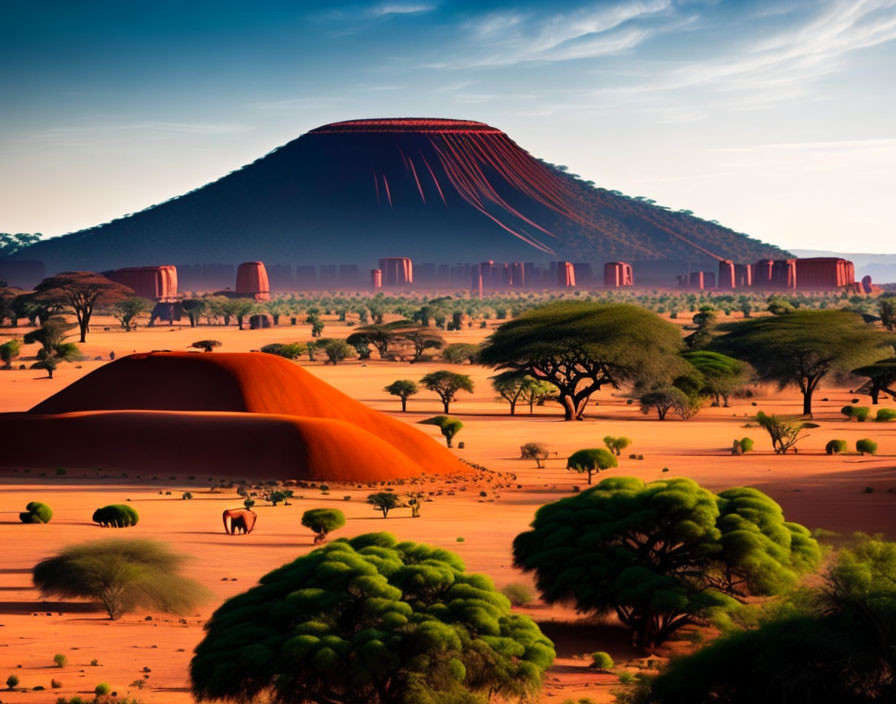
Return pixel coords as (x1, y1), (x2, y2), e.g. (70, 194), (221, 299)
(222, 508), (257, 535)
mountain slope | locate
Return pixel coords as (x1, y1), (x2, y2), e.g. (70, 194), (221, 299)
(18, 118), (787, 272)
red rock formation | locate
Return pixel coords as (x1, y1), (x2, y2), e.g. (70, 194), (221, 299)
(510, 262), (526, 287)
(558, 261), (576, 288)
(370, 268), (383, 289)
(378, 257), (413, 286)
(5, 352), (469, 480)
(718, 260), (736, 290)
(235, 261), (270, 300)
(103, 265), (177, 300)
(603, 261), (633, 288)
(689, 271), (705, 290)
(795, 257), (855, 289)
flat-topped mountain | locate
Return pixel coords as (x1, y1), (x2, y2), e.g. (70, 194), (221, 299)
(17, 118), (787, 271)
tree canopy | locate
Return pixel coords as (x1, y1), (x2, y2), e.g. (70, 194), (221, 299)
(34, 271), (133, 342)
(566, 448), (617, 484)
(301, 508), (346, 544)
(711, 310), (893, 415)
(852, 358), (896, 405)
(478, 302), (686, 420)
(383, 379), (418, 412)
(33, 539), (210, 619)
(421, 415), (464, 448)
(627, 534), (896, 704)
(681, 350), (751, 407)
(190, 533), (555, 704)
(512, 476), (820, 649)
(419, 371), (474, 414)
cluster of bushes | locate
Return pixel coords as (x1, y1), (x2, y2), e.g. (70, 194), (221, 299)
(19, 501), (52, 524)
(92, 505), (139, 528)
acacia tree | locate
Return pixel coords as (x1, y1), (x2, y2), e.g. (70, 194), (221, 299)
(478, 302), (686, 421)
(190, 533), (555, 704)
(420, 415), (464, 448)
(300, 508), (346, 544)
(629, 534), (896, 704)
(852, 358), (896, 405)
(24, 318), (79, 378)
(491, 371), (538, 415)
(394, 327), (445, 362)
(383, 379), (418, 412)
(513, 476), (820, 650)
(681, 350), (751, 407)
(566, 448), (617, 484)
(33, 539), (210, 620)
(190, 339), (221, 353)
(711, 310), (893, 416)
(34, 272), (133, 342)
(366, 492), (404, 518)
(419, 370), (474, 413)
(756, 412), (810, 454)
(111, 296), (152, 331)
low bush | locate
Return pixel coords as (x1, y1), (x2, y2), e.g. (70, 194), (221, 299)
(875, 408), (896, 422)
(92, 504), (139, 527)
(501, 582), (535, 606)
(19, 501), (53, 524)
(856, 439), (878, 455)
(94, 682), (110, 695)
(7, 674), (19, 689)
(825, 439), (848, 455)
(590, 651), (615, 671)
(53, 654), (66, 668)
(853, 407), (871, 422)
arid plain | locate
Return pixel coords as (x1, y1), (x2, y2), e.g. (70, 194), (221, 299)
(1, 314), (894, 703)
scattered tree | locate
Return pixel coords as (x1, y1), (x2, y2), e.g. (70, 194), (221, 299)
(24, 318), (79, 378)
(318, 338), (356, 364)
(856, 438), (878, 456)
(260, 342), (305, 359)
(681, 350), (751, 406)
(756, 412), (810, 454)
(300, 508), (346, 544)
(421, 415), (464, 448)
(190, 533), (554, 704)
(711, 310), (892, 416)
(34, 272), (133, 342)
(566, 448), (618, 484)
(33, 539), (211, 620)
(0, 338), (21, 369)
(491, 371), (538, 415)
(366, 492), (404, 518)
(513, 477), (820, 649)
(520, 442), (551, 468)
(442, 342), (479, 364)
(383, 379), (418, 412)
(852, 358), (896, 405)
(190, 339), (221, 353)
(111, 296), (152, 331)
(603, 436), (632, 456)
(478, 302), (686, 421)
(640, 387), (700, 420)
(419, 370), (474, 413)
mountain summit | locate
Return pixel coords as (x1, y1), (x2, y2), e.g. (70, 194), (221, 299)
(19, 117), (787, 272)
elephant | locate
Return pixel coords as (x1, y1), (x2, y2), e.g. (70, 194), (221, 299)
(223, 508), (257, 535)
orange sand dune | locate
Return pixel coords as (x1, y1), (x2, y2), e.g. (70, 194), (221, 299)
(6, 352), (468, 480)
(0, 410), (439, 481)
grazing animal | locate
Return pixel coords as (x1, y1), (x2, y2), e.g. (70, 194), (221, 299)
(222, 508), (256, 535)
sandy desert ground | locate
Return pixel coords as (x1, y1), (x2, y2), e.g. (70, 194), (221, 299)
(1, 315), (894, 703)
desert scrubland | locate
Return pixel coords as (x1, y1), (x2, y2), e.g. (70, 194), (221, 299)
(1, 310), (894, 703)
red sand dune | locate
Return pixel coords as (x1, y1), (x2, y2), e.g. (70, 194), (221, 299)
(5, 352), (468, 480)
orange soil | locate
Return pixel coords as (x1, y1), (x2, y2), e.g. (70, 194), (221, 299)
(0, 315), (894, 703)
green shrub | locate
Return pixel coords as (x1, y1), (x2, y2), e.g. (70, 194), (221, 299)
(856, 439), (878, 455)
(94, 682), (111, 695)
(501, 582), (535, 606)
(840, 405), (854, 419)
(853, 407), (871, 422)
(182, 492), (193, 500)
(826, 439), (848, 455)
(739, 437), (754, 453)
(19, 501), (53, 524)
(875, 408), (896, 422)
(53, 654), (66, 668)
(617, 671), (635, 684)
(92, 504), (139, 527)
(7, 674), (19, 689)
(590, 651), (615, 670)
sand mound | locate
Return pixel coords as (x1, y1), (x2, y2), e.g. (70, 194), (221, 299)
(0, 411), (439, 481)
(13, 352), (468, 480)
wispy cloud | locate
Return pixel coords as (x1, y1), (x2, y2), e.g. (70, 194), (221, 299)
(368, 3), (436, 17)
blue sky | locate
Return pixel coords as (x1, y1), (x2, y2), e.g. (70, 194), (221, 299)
(1, 0), (894, 252)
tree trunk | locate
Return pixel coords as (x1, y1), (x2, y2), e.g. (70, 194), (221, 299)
(442, 399), (450, 413)
(400, 397), (407, 412)
(802, 389), (813, 416)
(587, 469), (593, 485)
(509, 400), (516, 416)
(560, 394), (576, 421)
